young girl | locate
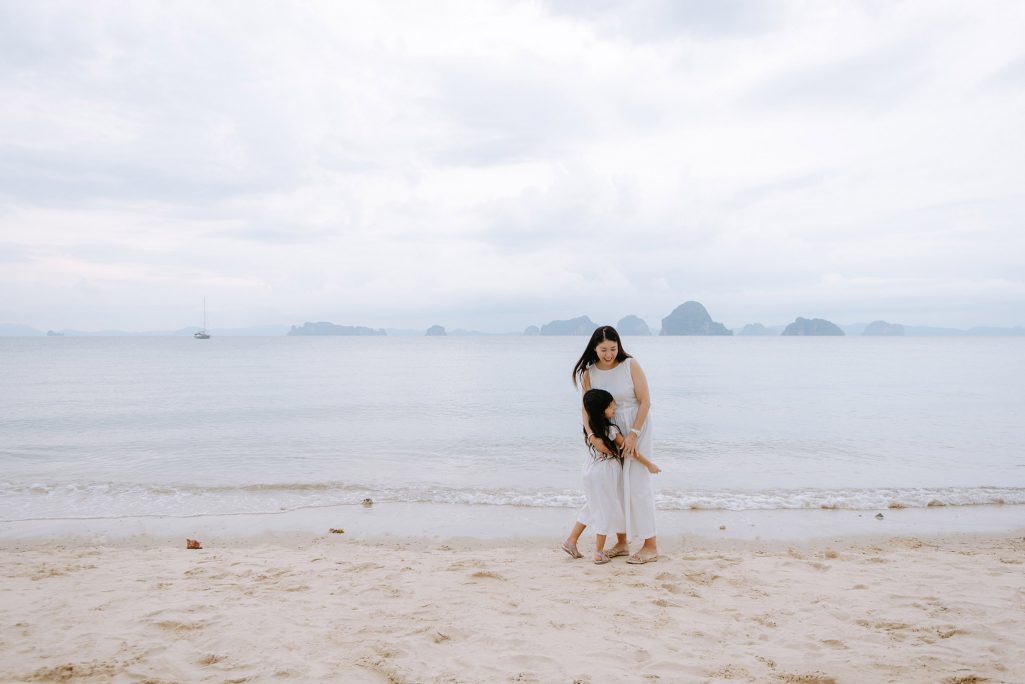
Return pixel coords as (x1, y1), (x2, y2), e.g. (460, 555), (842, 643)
(564, 389), (661, 564)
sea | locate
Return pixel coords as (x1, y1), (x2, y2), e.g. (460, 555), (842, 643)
(2, 336), (1024, 533)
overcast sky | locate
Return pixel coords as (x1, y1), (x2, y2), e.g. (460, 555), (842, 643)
(2, 1), (1023, 332)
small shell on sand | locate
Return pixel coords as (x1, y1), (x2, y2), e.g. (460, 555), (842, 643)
(186, 539), (202, 549)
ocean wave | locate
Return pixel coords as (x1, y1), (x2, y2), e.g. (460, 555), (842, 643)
(2, 480), (1024, 521)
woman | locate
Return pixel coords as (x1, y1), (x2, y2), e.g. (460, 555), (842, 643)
(564, 325), (659, 564)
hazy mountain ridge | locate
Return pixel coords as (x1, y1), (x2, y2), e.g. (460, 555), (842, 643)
(0, 323), (291, 337)
(3, 317), (1023, 338)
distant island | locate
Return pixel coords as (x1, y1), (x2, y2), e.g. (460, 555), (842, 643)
(660, 301), (732, 336)
(782, 317), (845, 336)
(863, 320), (904, 336)
(523, 302), (734, 337)
(617, 315), (651, 336)
(4, 308), (1024, 338)
(287, 322), (386, 336)
(738, 323), (775, 336)
(540, 315), (597, 335)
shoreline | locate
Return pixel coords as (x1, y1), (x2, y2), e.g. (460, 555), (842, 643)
(2, 501), (1024, 544)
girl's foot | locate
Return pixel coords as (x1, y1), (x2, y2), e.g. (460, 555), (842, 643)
(561, 540), (582, 559)
(604, 544), (629, 558)
(593, 551), (612, 565)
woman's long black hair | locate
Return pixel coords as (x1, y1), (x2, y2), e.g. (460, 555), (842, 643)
(572, 325), (631, 387)
(582, 388), (620, 458)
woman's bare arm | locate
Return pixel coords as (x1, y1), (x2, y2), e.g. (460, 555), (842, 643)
(623, 360), (651, 458)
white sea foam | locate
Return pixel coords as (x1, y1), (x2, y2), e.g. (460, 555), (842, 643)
(2, 480), (1023, 521)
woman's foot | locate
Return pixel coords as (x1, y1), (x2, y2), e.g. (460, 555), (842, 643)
(625, 551), (658, 564)
(593, 550), (612, 565)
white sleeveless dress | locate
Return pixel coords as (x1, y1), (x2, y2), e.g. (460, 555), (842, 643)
(587, 358), (657, 540)
(575, 426), (626, 536)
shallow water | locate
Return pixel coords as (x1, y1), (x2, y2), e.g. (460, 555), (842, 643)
(2, 336), (1023, 521)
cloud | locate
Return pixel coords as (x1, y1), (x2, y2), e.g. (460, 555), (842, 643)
(744, 42), (928, 113)
(542, 0), (781, 41)
(990, 53), (1025, 89)
(0, 0), (1023, 331)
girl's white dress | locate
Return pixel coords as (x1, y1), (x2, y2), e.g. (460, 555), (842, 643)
(587, 357), (657, 540)
(576, 426), (626, 536)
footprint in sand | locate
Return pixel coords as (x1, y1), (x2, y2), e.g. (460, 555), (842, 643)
(29, 661), (120, 681)
(469, 570), (505, 581)
(937, 628), (967, 639)
(153, 619), (210, 632)
(778, 673), (838, 684)
(710, 664), (750, 679)
(685, 571), (720, 585)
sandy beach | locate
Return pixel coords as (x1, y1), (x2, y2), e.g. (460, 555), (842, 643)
(2, 529), (1023, 683)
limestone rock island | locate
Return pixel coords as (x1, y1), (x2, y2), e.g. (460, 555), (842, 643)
(863, 320), (905, 336)
(659, 302), (732, 336)
(540, 315), (597, 335)
(617, 315), (652, 336)
(782, 317), (844, 336)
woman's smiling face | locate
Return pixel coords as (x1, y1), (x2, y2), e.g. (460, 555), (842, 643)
(595, 340), (618, 366)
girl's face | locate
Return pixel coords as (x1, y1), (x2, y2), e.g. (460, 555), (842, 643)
(604, 400), (617, 419)
(594, 340), (618, 365)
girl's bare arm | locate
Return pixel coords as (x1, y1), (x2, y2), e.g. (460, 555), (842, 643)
(617, 433), (660, 473)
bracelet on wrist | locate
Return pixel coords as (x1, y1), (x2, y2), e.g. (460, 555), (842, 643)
(630, 428), (641, 437)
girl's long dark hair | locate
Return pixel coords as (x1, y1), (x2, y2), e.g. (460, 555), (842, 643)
(572, 325), (631, 387)
(582, 388), (620, 458)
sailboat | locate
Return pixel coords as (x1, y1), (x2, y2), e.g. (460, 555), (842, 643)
(194, 297), (211, 339)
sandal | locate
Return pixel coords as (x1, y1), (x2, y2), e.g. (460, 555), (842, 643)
(604, 545), (629, 558)
(593, 551), (612, 565)
(562, 541), (583, 559)
(626, 552), (658, 564)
